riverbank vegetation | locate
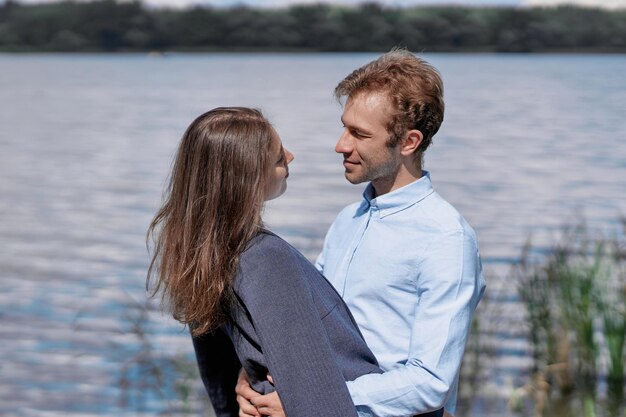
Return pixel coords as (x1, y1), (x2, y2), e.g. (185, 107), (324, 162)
(513, 220), (626, 416)
(0, 1), (625, 53)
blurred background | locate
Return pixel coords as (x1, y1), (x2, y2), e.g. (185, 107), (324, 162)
(0, 0), (625, 416)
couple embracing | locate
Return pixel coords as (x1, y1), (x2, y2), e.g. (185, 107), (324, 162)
(148, 49), (486, 417)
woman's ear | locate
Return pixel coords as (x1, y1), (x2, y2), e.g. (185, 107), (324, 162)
(400, 129), (423, 156)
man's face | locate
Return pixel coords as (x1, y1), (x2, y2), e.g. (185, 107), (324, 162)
(336, 92), (401, 188)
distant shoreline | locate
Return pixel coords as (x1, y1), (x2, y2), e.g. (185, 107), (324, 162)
(1, 49), (625, 54)
(1, 2), (625, 53)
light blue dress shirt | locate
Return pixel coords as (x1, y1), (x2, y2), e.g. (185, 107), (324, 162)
(315, 172), (486, 417)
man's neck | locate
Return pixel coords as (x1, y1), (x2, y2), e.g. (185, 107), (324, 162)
(372, 163), (423, 198)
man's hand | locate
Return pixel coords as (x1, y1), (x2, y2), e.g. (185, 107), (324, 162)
(236, 371), (286, 417)
(250, 391), (284, 417)
(250, 374), (285, 417)
(235, 369), (261, 417)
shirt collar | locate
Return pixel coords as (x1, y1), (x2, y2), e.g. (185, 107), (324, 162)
(362, 171), (434, 218)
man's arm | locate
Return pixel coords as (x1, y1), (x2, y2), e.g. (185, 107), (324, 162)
(346, 230), (485, 417)
(238, 377), (459, 417)
(192, 328), (241, 417)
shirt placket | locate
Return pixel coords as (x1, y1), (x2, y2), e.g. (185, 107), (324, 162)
(338, 202), (379, 297)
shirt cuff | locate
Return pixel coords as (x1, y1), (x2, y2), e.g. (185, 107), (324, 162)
(355, 408), (375, 417)
(347, 380), (373, 417)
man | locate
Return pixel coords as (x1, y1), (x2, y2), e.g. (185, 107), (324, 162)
(237, 49), (486, 417)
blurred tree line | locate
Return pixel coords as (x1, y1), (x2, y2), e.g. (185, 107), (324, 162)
(0, 0), (624, 52)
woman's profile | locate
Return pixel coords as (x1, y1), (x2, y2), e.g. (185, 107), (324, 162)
(147, 107), (381, 417)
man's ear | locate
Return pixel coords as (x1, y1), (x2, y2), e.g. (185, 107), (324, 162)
(400, 129), (423, 156)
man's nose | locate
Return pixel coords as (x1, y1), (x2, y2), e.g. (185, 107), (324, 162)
(335, 130), (352, 154)
(285, 148), (294, 165)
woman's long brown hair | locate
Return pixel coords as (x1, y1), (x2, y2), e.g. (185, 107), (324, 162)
(147, 107), (275, 336)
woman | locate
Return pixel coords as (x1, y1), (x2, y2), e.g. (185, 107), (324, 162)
(147, 107), (381, 417)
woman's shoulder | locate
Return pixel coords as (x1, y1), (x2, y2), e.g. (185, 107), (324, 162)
(243, 229), (297, 260)
(236, 230), (311, 291)
(235, 230), (341, 322)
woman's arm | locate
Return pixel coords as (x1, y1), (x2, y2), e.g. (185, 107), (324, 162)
(237, 237), (359, 417)
(192, 327), (241, 417)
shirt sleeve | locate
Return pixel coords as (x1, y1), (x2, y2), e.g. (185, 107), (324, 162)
(239, 238), (359, 417)
(191, 327), (241, 417)
(346, 230), (486, 417)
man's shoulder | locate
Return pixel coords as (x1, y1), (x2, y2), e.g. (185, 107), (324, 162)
(418, 191), (477, 239)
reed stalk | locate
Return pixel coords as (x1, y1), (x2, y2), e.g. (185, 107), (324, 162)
(597, 236), (626, 401)
(516, 241), (557, 374)
(547, 239), (600, 392)
(583, 393), (597, 417)
(604, 308), (626, 397)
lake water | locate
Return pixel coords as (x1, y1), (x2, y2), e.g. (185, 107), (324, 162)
(1, 53), (625, 416)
